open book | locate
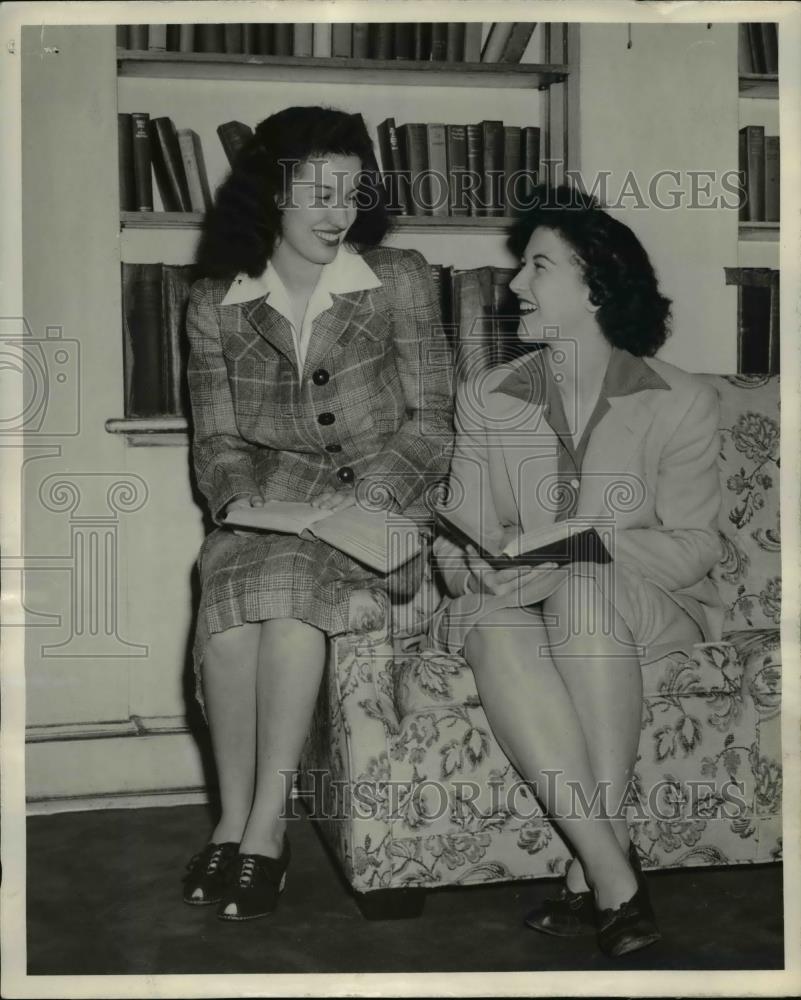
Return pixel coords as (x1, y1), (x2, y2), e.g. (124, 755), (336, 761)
(222, 501), (422, 575)
(435, 506), (611, 569)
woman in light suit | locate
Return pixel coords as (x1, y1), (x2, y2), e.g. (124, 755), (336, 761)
(433, 188), (722, 957)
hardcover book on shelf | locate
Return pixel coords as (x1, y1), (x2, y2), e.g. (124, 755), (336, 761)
(312, 23), (333, 57)
(413, 23), (432, 60)
(217, 120), (254, 166)
(370, 23), (394, 59)
(481, 119), (505, 217)
(725, 267), (780, 376)
(128, 24), (148, 50)
(435, 505), (611, 569)
(502, 125), (522, 216)
(464, 124), (483, 217)
(398, 123), (429, 217)
(446, 124), (469, 217)
(178, 23), (195, 52)
(293, 23), (313, 57)
(258, 23), (274, 54)
(426, 124), (449, 217)
(130, 112), (154, 211)
(332, 23), (352, 57)
(464, 22), (482, 62)
(224, 23), (243, 54)
(481, 22), (514, 62)
(241, 24), (258, 54)
(446, 23), (466, 62)
(162, 264), (195, 415)
(377, 117), (410, 215)
(430, 23), (447, 60)
(394, 22), (413, 59)
(151, 24), (167, 50)
(121, 263), (166, 417)
(223, 502), (422, 574)
(352, 23), (369, 58)
(273, 23), (294, 55)
(177, 129), (212, 212)
(764, 136), (780, 223)
(520, 125), (541, 213)
(149, 117), (192, 212)
(499, 22), (537, 62)
(196, 23), (225, 53)
(739, 125), (766, 221)
(117, 114), (136, 212)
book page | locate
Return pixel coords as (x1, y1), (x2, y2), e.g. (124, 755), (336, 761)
(223, 500), (331, 534)
(312, 507), (421, 573)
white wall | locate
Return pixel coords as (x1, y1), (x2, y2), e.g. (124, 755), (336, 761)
(578, 22), (740, 372)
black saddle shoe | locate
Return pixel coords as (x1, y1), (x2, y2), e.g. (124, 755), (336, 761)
(182, 841), (239, 906)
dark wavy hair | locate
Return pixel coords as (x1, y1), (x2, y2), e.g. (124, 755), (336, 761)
(195, 106), (391, 280)
(508, 185), (672, 357)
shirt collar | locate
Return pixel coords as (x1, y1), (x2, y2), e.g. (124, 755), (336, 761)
(220, 245), (382, 308)
(492, 346), (670, 405)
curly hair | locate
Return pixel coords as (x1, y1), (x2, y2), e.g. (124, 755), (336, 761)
(195, 106), (391, 280)
(508, 185), (672, 357)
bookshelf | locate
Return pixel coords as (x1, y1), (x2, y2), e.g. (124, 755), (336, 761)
(118, 50), (570, 88)
(733, 23), (779, 374)
(111, 21), (579, 441)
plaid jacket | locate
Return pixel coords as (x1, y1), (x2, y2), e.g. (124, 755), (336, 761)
(186, 246), (454, 522)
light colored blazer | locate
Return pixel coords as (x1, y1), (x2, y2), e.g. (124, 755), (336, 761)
(434, 348), (724, 641)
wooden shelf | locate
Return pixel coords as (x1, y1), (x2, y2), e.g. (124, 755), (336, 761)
(739, 222), (779, 242)
(121, 212), (521, 234)
(106, 416), (189, 446)
(117, 49), (569, 89)
(739, 74), (778, 99)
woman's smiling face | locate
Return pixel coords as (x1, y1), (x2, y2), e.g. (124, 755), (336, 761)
(276, 153), (362, 267)
(509, 226), (596, 341)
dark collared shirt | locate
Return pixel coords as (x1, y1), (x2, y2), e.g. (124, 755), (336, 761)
(493, 347), (670, 520)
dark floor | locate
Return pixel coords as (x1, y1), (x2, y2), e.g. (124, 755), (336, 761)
(27, 803), (783, 975)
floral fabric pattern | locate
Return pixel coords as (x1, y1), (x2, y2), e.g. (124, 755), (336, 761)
(300, 375), (782, 893)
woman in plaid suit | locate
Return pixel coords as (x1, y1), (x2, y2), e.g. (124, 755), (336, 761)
(183, 107), (453, 919)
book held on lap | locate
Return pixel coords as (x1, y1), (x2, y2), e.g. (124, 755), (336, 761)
(223, 502), (422, 574)
(435, 506), (611, 568)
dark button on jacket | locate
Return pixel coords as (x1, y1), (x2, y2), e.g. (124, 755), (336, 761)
(312, 368), (330, 386)
(337, 466), (355, 484)
(317, 411), (335, 426)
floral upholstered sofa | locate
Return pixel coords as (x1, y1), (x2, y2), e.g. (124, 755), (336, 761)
(298, 374), (782, 917)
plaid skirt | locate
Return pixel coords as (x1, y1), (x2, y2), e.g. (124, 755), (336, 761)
(193, 526), (381, 704)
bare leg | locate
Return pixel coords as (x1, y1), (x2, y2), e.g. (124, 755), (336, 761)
(238, 618), (327, 858)
(463, 606), (637, 910)
(202, 622), (261, 844)
(544, 572), (702, 894)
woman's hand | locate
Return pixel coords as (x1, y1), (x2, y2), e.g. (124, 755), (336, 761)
(310, 488), (357, 512)
(224, 493), (264, 536)
(463, 545), (558, 597)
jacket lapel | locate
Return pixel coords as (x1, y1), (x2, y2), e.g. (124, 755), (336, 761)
(578, 393), (660, 516)
(301, 287), (379, 376)
(239, 296), (296, 365)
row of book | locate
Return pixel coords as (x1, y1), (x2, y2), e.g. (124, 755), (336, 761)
(117, 22), (538, 63)
(738, 23), (779, 75)
(121, 262), (524, 417)
(378, 120), (541, 218)
(724, 267), (780, 376)
(118, 114), (250, 212)
(738, 128), (780, 223)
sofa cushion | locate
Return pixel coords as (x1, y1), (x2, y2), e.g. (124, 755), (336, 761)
(698, 374), (780, 630)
